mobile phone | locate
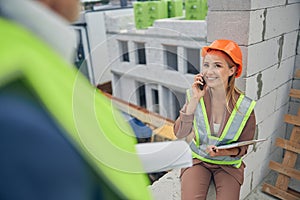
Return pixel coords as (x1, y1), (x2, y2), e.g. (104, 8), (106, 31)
(199, 79), (206, 90)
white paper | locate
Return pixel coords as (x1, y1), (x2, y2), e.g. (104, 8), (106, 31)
(217, 138), (267, 150)
(136, 141), (192, 173)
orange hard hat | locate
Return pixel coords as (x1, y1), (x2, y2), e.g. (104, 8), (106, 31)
(201, 39), (243, 78)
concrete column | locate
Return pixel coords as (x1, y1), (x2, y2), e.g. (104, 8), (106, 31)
(177, 46), (185, 73)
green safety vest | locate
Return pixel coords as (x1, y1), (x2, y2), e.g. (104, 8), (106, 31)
(186, 89), (256, 168)
(0, 18), (152, 199)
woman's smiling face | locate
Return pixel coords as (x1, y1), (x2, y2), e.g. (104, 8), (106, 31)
(202, 52), (236, 89)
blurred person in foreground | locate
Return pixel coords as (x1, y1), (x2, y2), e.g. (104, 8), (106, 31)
(0, 0), (151, 199)
(174, 39), (256, 200)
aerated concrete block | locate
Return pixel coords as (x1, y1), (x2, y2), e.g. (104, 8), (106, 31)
(247, 37), (280, 76)
(275, 81), (292, 109)
(251, 0), (285, 9)
(258, 65), (278, 98)
(208, 0), (285, 10)
(208, 0), (251, 11)
(257, 109), (286, 140)
(246, 57), (294, 101)
(282, 31), (298, 60)
(245, 75), (257, 100)
(240, 174), (252, 199)
(249, 9), (265, 44)
(255, 91), (277, 123)
(251, 146), (271, 186)
(264, 4), (300, 40)
(275, 57), (295, 87)
(207, 11), (250, 45)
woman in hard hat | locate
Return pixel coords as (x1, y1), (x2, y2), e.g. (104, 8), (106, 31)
(174, 39), (256, 200)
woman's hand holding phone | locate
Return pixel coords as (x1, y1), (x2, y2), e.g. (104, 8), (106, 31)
(186, 73), (206, 114)
(192, 73), (206, 99)
(199, 78), (206, 90)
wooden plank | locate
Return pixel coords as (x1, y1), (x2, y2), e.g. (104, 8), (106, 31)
(275, 151), (298, 190)
(276, 138), (300, 154)
(288, 188), (300, 199)
(262, 183), (300, 200)
(275, 127), (300, 190)
(290, 89), (300, 99)
(284, 114), (300, 126)
(269, 161), (300, 181)
(295, 69), (300, 78)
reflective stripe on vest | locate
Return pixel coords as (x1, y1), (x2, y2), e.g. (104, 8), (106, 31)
(186, 89), (256, 168)
(0, 18), (152, 199)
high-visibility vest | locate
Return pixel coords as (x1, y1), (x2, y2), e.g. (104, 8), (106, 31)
(186, 89), (256, 168)
(0, 18), (152, 199)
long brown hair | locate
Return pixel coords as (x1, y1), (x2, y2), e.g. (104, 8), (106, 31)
(205, 50), (243, 113)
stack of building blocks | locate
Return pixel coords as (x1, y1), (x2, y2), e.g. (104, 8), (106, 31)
(167, 0), (183, 18)
(185, 0), (207, 20)
(133, 2), (150, 29)
(148, 1), (168, 26)
(133, 0), (184, 29)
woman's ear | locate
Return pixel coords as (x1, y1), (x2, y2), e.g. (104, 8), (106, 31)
(229, 66), (237, 77)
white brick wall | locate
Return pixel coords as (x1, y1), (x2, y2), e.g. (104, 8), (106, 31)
(251, 145), (270, 186)
(257, 108), (287, 140)
(251, 0), (285, 9)
(250, 57), (295, 99)
(255, 91), (277, 124)
(256, 65), (279, 99)
(244, 74), (257, 100)
(207, 11), (250, 45)
(264, 4), (300, 40)
(244, 144), (270, 177)
(247, 36), (281, 76)
(282, 31), (299, 60)
(208, 0), (286, 10)
(235, 78), (246, 93)
(275, 81), (293, 109)
(276, 57), (295, 84)
(241, 173), (252, 199)
(208, 0), (251, 11)
(249, 9), (265, 44)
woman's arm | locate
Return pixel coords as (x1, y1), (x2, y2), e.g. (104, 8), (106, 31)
(174, 74), (206, 139)
(173, 104), (194, 139)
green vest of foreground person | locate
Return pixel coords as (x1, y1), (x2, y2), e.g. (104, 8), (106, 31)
(0, 18), (152, 199)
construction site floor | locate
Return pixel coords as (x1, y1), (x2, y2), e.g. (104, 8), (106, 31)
(149, 159), (300, 200)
